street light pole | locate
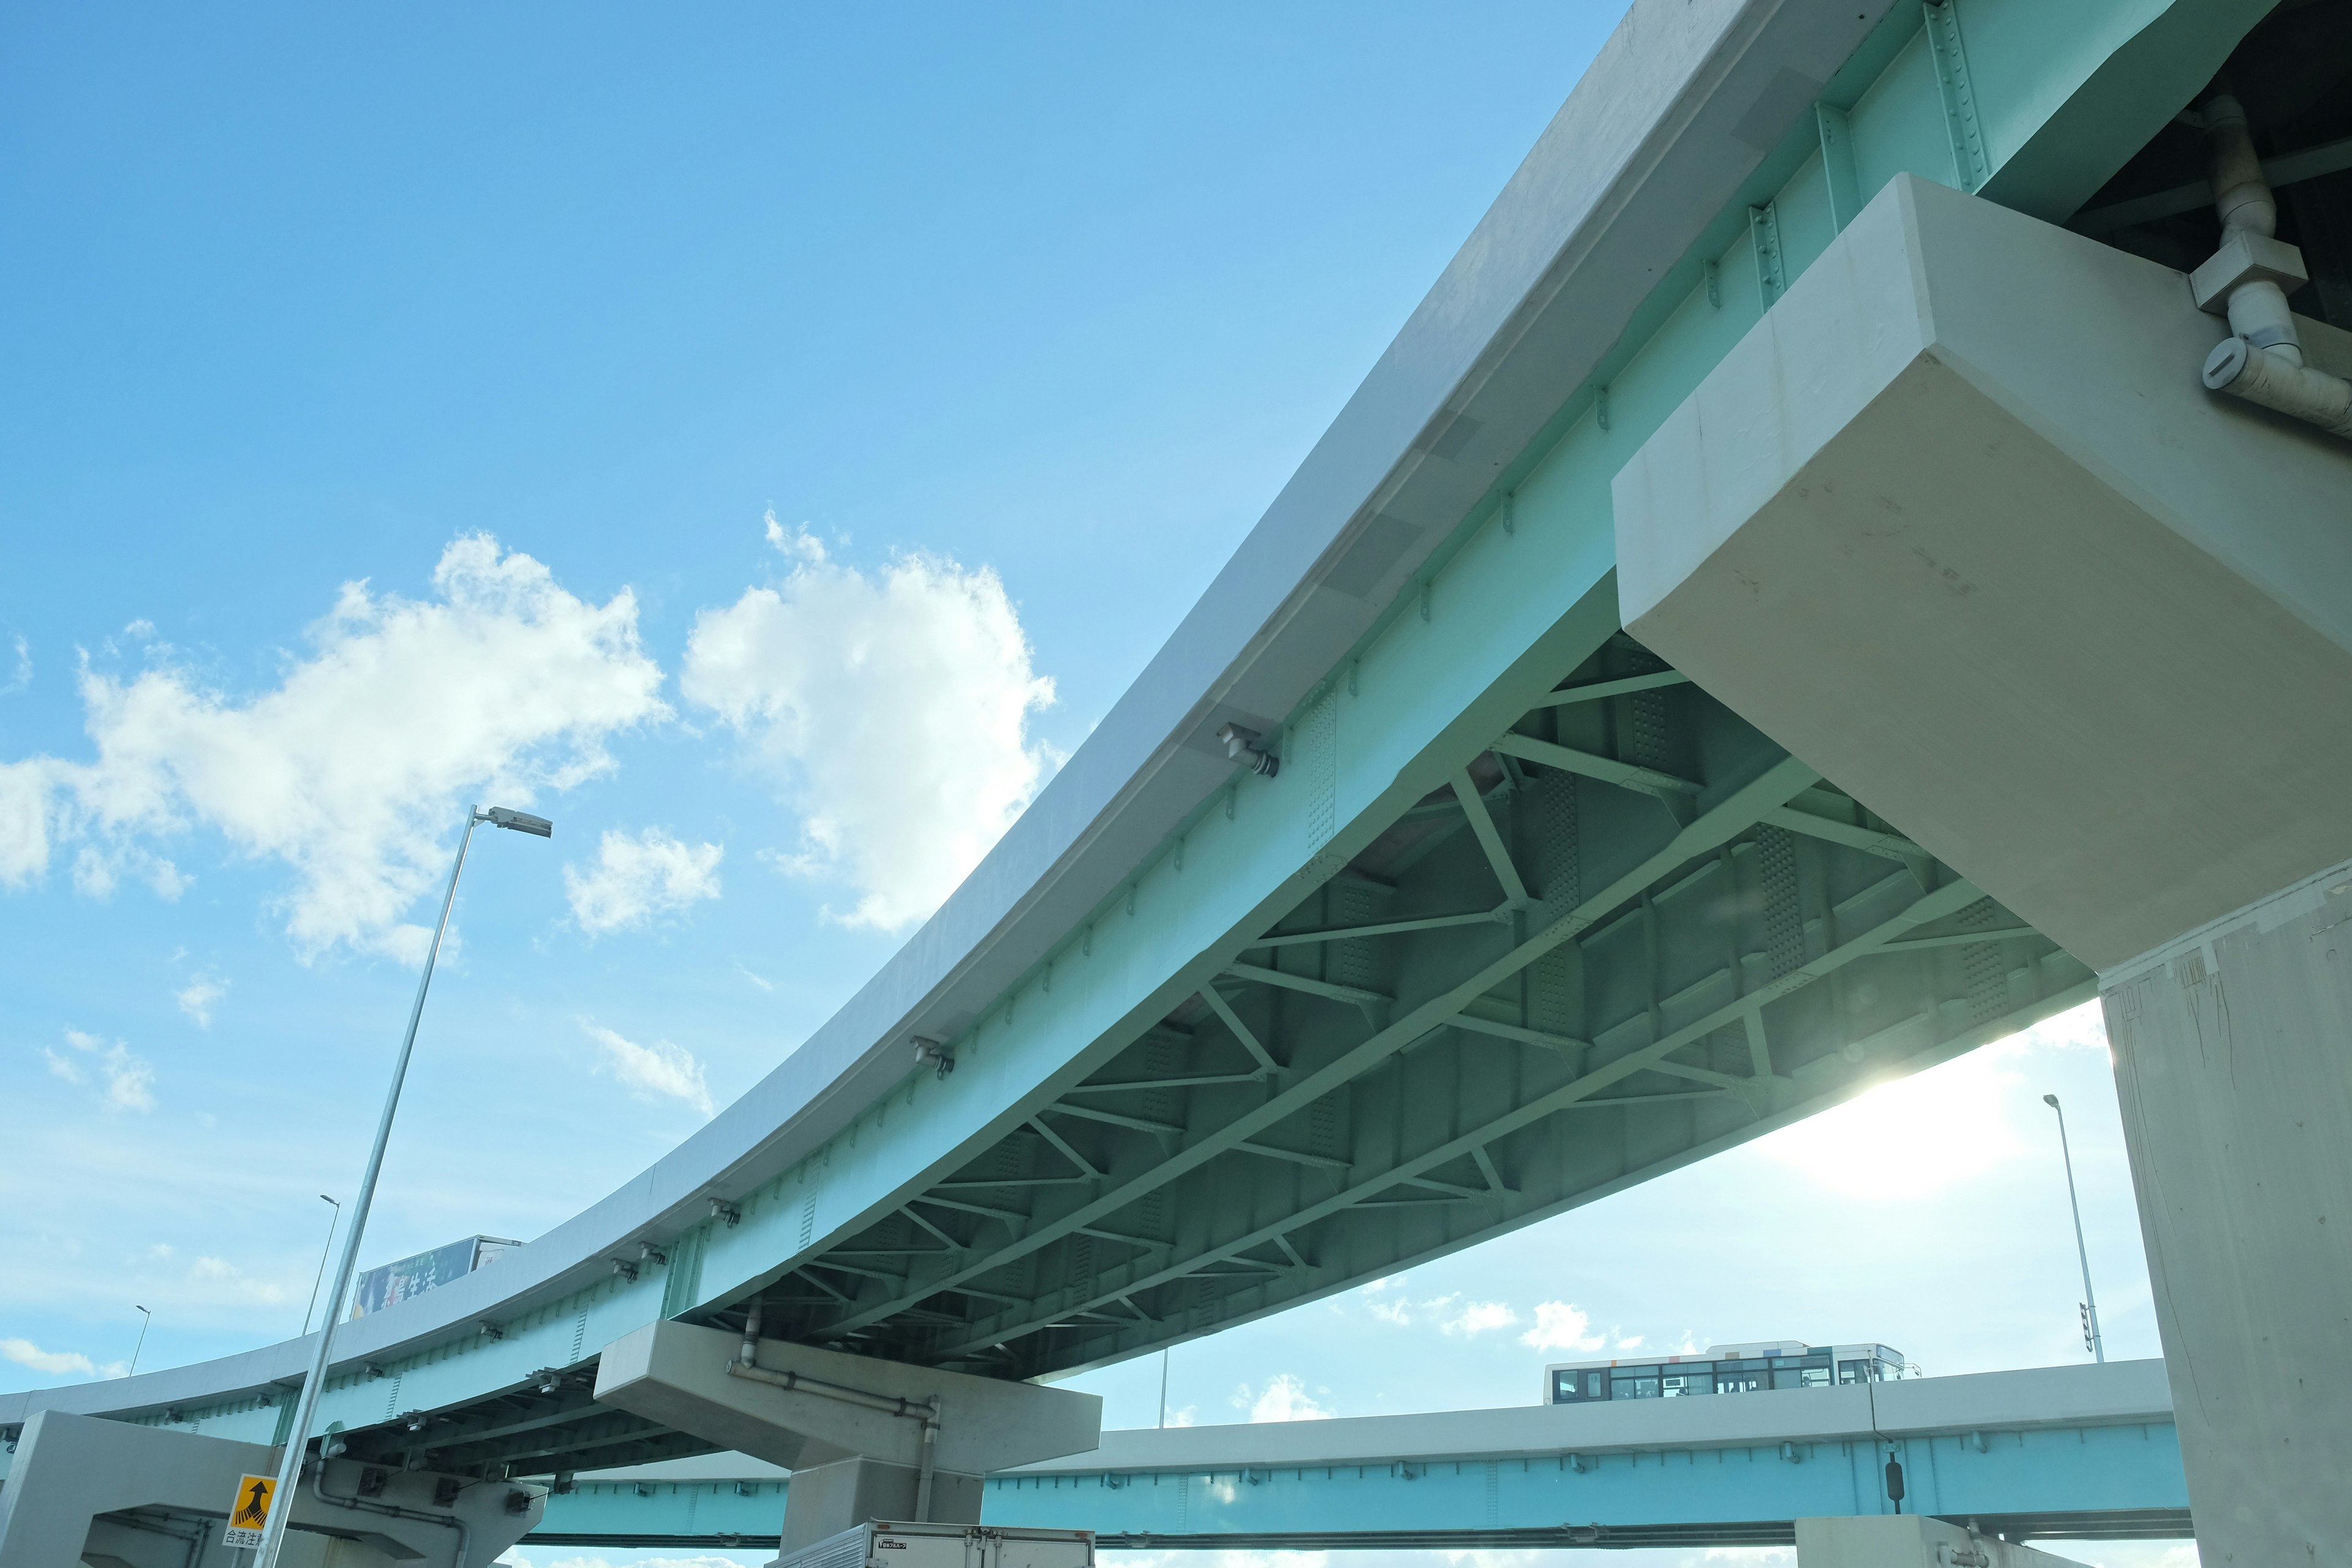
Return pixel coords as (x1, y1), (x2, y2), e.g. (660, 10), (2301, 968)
(301, 1195), (342, 1338)
(128, 1305), (151, 1378)
(251, 805), (551, 1568)
(2043, 1093), (2106, 1363)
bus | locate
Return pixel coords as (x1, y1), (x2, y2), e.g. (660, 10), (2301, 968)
(1544, 1340), (1907, 1404)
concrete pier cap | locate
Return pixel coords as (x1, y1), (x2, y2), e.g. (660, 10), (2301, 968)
(1613, 171), (2352, 976)
(594, 1320), (1102, 1553)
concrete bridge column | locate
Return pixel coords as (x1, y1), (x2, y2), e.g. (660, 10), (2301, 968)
(1795, 1516), (2087, 1568)
(593, 1321), (1100, 1555)
(1611, 172), (2352, 1564)
(0, 1408), (543, 1567)
(2100, 865), (2352, 1566)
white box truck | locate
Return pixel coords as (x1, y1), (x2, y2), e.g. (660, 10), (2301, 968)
(775, 1522), (1094, 1568)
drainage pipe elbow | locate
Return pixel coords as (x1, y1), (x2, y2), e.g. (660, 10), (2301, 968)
(2193, 91), (2352, 443)
(2204, 336), (2352, 437)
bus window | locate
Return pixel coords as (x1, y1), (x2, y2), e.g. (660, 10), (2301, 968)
(1610, 1368), (1663, 1400)
(1553, 1370), (1607, 1403)
(1771, 1354), (1831, 1390)
(1838, 1360), (1871, 1384)
(1662, 1370), (1715, 1396)
(1714, 1359), (1766, 1393)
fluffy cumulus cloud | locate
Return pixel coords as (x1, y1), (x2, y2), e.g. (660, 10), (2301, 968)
(1230, 1372), (1333, 1422)
(44, 1028), (156, 1112)
(683, 516), (1057, 931)
(584, 1023), (716, 1116)
(1514, 1306), (1646, 1354)
(1357, 1278), (1519, 1338)
(0, 535), (667, 959)
(1, 1336), (126, 1379)
(1440, 1299), (1521, 1338)
(564, 827), (724, 935)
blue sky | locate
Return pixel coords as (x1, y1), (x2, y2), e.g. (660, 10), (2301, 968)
(0, 6), (2184, 1566)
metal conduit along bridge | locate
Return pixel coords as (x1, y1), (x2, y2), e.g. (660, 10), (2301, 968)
(4, 0), (2329, 1541)
(533, 1362), (2190, 1553)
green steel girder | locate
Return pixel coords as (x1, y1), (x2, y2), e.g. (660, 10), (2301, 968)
(772, 643), (2091, 1379)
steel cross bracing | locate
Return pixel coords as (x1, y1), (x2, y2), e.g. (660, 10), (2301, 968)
(744, 637), (2091, 1383)
(292, 638), (2090, 1481)
(334, 1365), (704, 1477)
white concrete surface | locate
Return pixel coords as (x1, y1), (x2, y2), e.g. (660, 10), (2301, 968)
(1615, 172), (2352, 973)
(0, 1409), (541, 1568)
(2101, 859), (2352, 1568)
(1795, 1514), (2087, 1568)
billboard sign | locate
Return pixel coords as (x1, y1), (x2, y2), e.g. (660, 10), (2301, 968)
(349, 1235), (521, 1319)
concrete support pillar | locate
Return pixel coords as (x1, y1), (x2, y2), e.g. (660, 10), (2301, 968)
(1794, 1515), (2087, 1568)
(593, 1321), (1101, 1555)
(776, 1458), (984, 1555)
(2101, 861), (2352, 1566)
(0, 1409), (543, 1568)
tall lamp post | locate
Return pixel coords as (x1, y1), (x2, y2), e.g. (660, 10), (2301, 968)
(128, 1305), (151, 1378)
(2043, 1093), (2106, 1363)
(300, 1194), (342, 1338)
(251, 805), (551, 1568)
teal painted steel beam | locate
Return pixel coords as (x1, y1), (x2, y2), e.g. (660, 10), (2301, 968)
(529, 1366), (2192, 1551)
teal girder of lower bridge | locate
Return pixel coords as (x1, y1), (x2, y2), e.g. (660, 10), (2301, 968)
(532, 1363), (2190, 1551)
(0, 0), (2274, 1484)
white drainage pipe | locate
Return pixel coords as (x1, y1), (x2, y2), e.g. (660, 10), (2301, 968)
(2194, 94), (2352, 439)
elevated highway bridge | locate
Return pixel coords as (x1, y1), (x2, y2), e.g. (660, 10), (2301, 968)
(537, 1361), (2190, 1553)
(8, 0), (2351, 1561)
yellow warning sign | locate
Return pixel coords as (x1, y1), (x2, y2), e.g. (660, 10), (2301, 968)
(223, 1472), (276, 1548)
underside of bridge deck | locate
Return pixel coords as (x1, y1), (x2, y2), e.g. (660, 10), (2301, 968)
(750, 639), (2090, 1384)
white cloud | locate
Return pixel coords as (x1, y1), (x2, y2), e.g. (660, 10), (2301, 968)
(0, 1336), (124, 1379)
(584, 1023), (716, 1116)
(1356, 1280), (1518, 1338)
(47, 1028), (156, 1112)
(176, 974), (228, 1028)
(70, 841), (187, 901)
(682, 515), (1057, 932)
(564, 827), (723, 935)
(4, 634), (28, 693)
(0, 760), (58, 885)
(1441, 1300), (1520, 1337)
(1231, 1372), (1332, 1422)
(0, 535), (668, 958)
(1520, 1301), (1606, 1354)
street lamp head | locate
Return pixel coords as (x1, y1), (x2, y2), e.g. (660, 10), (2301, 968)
(483, 806), (554, 838)
(2043, 1093), (2061, 1109)
(320, 1194), (338, 1205)
(135, 1305), (149, 1316)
